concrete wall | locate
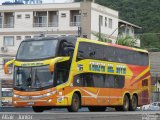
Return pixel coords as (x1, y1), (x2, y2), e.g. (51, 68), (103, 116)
(90, 3), (118, 41)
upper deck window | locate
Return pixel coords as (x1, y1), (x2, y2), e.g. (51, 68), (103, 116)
(77, 42), (149, 66)
(16, 39), (58, 60)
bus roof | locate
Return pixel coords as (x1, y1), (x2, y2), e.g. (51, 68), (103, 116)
(24, 36), (77, 46)
(23, 36), (148, 53)
(77, 38), (148, 53)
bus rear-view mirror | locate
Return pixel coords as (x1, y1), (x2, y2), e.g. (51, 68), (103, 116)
(4, 59), (15, 74)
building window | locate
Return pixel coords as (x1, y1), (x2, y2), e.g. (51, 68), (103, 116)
(105, 17), (107, 27)
(61, 13), (66, 17)
(0, 16), (2, 28)
(99, 15), (103, 26)
(17, 15), (22, 19)
(25, 14), (30, 19)
(131, 28), (134, 33)
(83, 35), (87, 38)
(126, 28), (130, 36)
(109, 18), (113, 29)
(16, 36), (21, 40)
(3, 36), (14, 46)
(25, 36), (31, 39)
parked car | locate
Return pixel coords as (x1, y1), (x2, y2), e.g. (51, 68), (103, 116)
(142, 104), (150, 111)
(142, 102), (160, 111)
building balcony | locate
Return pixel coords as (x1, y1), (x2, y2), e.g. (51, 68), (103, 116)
(70, 22), (81, 26)
(3, 13), (14, 28)
(3, 23), (14, 28)
(33, 23), (47, 27)
(48, 22), (58, 27)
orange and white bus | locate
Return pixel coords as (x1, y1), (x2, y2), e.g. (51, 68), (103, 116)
(4, 37), (151, 112)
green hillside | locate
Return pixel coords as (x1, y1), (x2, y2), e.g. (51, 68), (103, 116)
(75, 0), (160, 50)
(97, 0), (160, 33)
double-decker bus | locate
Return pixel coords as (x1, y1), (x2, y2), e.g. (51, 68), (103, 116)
(4, 37), (150, 112)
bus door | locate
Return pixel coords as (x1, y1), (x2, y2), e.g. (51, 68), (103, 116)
(55, 69), (69, 105)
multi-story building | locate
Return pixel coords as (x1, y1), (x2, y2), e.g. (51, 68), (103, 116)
(0, 1), (119, 81)
(0, 1), (141, 82)
(118, 19), (141, 47)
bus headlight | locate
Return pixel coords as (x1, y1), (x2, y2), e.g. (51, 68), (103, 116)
(14, 101), (17, 104)
(45, 91), (56, 97)
(48, 99), (52, 103)
(14, 94), (19, 98)
(46, 93), (51, 96)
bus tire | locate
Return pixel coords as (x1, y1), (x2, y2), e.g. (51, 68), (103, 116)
(32, 106), (44, 112)
(122, 95), (129, 111)
(88, 106), (106, 112)
(116, 95), (130, 111)
(129, 95), (138, 111)
(67, 93), (80, 112)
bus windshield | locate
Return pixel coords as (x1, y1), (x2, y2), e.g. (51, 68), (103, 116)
(16, 39), (58, 60)
(14, 66), (54, 91)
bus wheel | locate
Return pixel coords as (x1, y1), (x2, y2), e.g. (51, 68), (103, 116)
(88, 107), (106, 112)
(67, 93), (80, 112)
(122, 95), (129, 111)
(32, 106), (44, 112)
(129, 95), (138, 111)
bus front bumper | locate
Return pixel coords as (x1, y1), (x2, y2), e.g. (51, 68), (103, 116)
(13, 99), (54, 107)
(13, 96), (69, 107)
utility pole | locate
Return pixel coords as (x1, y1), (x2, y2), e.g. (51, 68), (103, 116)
(99, 16), (101, 40)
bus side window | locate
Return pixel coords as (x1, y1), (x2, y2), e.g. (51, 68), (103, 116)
(77, 42), (94, 61)
(114, 75), (125, 88)
(56, 70), (69, 85)
(94, 44), (104, 60)
(58, 41), (74, 56)
(84, 74), (94, 87)
(107, 75), (115, 88)
(73, 74), (84, 87)
(142, 79), (148, 86)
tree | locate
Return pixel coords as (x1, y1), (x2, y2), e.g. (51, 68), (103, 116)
(140, 33), (160, 52)
(92, 32), (112, 43)
(92, 32), (137, 47)
(116, 36), (137, 47)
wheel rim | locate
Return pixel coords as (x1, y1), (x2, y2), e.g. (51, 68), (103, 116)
(124, 97), (129, 110)
(132, 96), (137, 109)
(73, 96), (79, 110)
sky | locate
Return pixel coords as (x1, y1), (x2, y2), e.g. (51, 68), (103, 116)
(0, 0), (68, 5)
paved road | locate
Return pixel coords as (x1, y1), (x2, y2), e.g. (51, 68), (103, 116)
(0, 107), (160, 120)
(0, 111), (160, 120)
